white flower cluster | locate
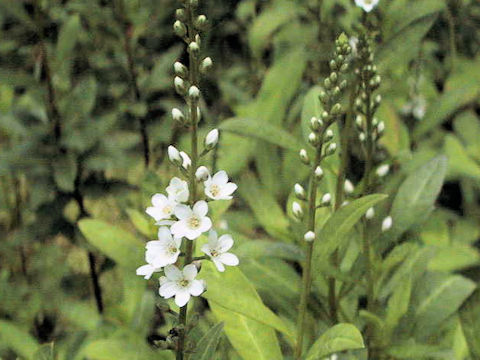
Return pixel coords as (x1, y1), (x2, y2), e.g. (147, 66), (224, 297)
(137, 129), (239, 307)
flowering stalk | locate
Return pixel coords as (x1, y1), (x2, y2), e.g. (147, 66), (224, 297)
(137, 2), (238, 359)
(294, 35), (351, 360)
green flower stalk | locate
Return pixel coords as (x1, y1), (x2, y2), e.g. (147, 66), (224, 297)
(294, 34), (352, 360)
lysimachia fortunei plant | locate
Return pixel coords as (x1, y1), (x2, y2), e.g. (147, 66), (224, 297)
(136, 1), (238, 358)
(293, 34), (352, 360)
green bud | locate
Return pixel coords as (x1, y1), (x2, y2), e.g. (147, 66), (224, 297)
(340, 63), (349, 73)
(319, 91), (328, 104)
(175, 9), (186, 21)
(330, 72), (338, 83)
(310, 116), (323, 131)
(331, 103), (342, 115)
(195, 15), (208, 30)
(324, 78), (332, 89)
(329, 60), (337, 71)
(173, 20), (187, 38)
(332, 87), (341, 98)
(189, 0), (198, 8)
(339, 80), (347, 90)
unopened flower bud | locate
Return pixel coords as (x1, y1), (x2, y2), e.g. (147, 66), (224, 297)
(365, 207), (375, 220)
(294, 183), (306, 200)
(292, 201), (304, 219)
(330, 72), (338, 83)
(205, 129), (219, 150)
(310, 117), (322, 131)
(340, 63), (349, 73)
(308, 132), (319, 146)
(195, 15), (208, 30)
(382, 216), (393, 232)
(374, 94), (382, 106)
(173, 20), (187, 38)
(314, 166), (324, 180)
(319, 91), (328, 104)
(172, 108), (185, 123)
(326, 142), (337, 155)
(324, 78), (332, 89)
(376, 164), (390, 177)
(175, 9), (186, 21)
(189, 0), (198, 8)
(300, 149), (310, 165)
(329, 60), (338, 71)
(331, 103), (342, 115)
(188, 85), (200, 102)
(174, 62), (188, 78)
(377, 121), (385, 134)
(324, 129), (334, 142)
(339, 80), (347, 90)
(321, 111), (330, 122)
(359, 132), (366, 142)
(344, 179), (354, 194)
(304, 231), (315, 242)
(168, 145), (182, 164)
(188, 41), (200, 56)
(174, 76), (187, 95)
(195, 166), (210, 181)
(355, 115), (363, 128)
(200, 57), (213, 73)
(180, 151), (191, 170)
(322, 193), (332, 206)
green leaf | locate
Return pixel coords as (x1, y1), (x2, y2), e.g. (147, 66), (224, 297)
(428, 244), (480, 272)
(383, 156), (447, 247)
(191, 322), (224, 360)
(306, 323), (365, 360)
(210, 303), (282, 360)
(378, 13), (437, 69)
(126, 208), (156, 238)
(459, 289), (480, 358)
(413, 273), (476, 338)
(219, 118), (302, 152)
(312, 194), (388, 274)
(386, 339), (449, 359)
(33, 343), (55, 360)
(385, 275), (412, 334)
(0, 320), (39, 359)
(53, 153), (77, 192)
(56, 15), (81, 63)
(444, 134), (480, 181)
(78, 219), (144, 269)
(82, 339), (162, 360)
(201, 262), (293, 338)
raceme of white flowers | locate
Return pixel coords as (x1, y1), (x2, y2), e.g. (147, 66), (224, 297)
(137, 130), (239, 307)
(355, 0), (379, 12)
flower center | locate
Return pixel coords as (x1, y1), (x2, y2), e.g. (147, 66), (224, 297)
(364, 0), (373, 4)
(210, 249), (219, 257)
(187, 216), (200, 229)
(179, 279), (189, 287)
(163, 206), (172, 215)
(210, 184), (220, 197)
(167, 244), (178, 255)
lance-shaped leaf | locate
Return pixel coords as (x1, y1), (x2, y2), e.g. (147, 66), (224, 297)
(191, 323), (224, 360)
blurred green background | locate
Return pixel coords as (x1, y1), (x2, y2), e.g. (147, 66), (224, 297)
(1, 0), (480, 359)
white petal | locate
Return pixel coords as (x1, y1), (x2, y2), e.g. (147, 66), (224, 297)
(212, 258), (225, 272)
(159, 282), (178, 298)
(156, 219), (175, 226)
(184, 228), (200, 240)
(222, 183), (238, 197)
(201, 243), (211, 256)
(151, 194), (167, 207)
(164, 265), (182, 281)
(136, 264), (155, 279)
(198, 217), (212, 233)
(193, 200), (208, 217)
(175, 289), (191, 307)
(219, 253), (239, 266)
(174, 237), (182, 247)
(183, 264), (198, 280)
(159, 276), (168, 285)
(175, 204), (192, 220)
(146, 207), (163, 221)
(189, 279), (204, 296)
(217, 234), (234, 252)
(212, 170), (228, 184)
(157, 227), (172, 241)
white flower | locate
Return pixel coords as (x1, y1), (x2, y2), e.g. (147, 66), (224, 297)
(382, 216), (393, 232)
(202, 231), (239, 272)
(168, 145), (181, 163)
(180, 151), (191, 170)
(204, 171), (237, 200)
(376, 164), (390, 177)
(136, 264), (162, 280)
(365, 207), (375, 220)
(166, 177), (189, 203)
(344, 179), (355, 194)
(205, 129), (219, 149)
(304, 231), (315, 242)
(195, 166), (210, 181)
(145, 227), (182, 268)
(355, 0), (379, 13)
(146, 193), (177, 222)
(159, 264), (205, 307)
(171, 200), (212, 240)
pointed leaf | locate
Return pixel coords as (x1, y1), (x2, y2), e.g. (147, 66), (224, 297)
(191, 323), (224, 360)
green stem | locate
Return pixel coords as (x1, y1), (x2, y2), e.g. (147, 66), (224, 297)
(176, 4), (199, 359)
(294, 149), (322, 360)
